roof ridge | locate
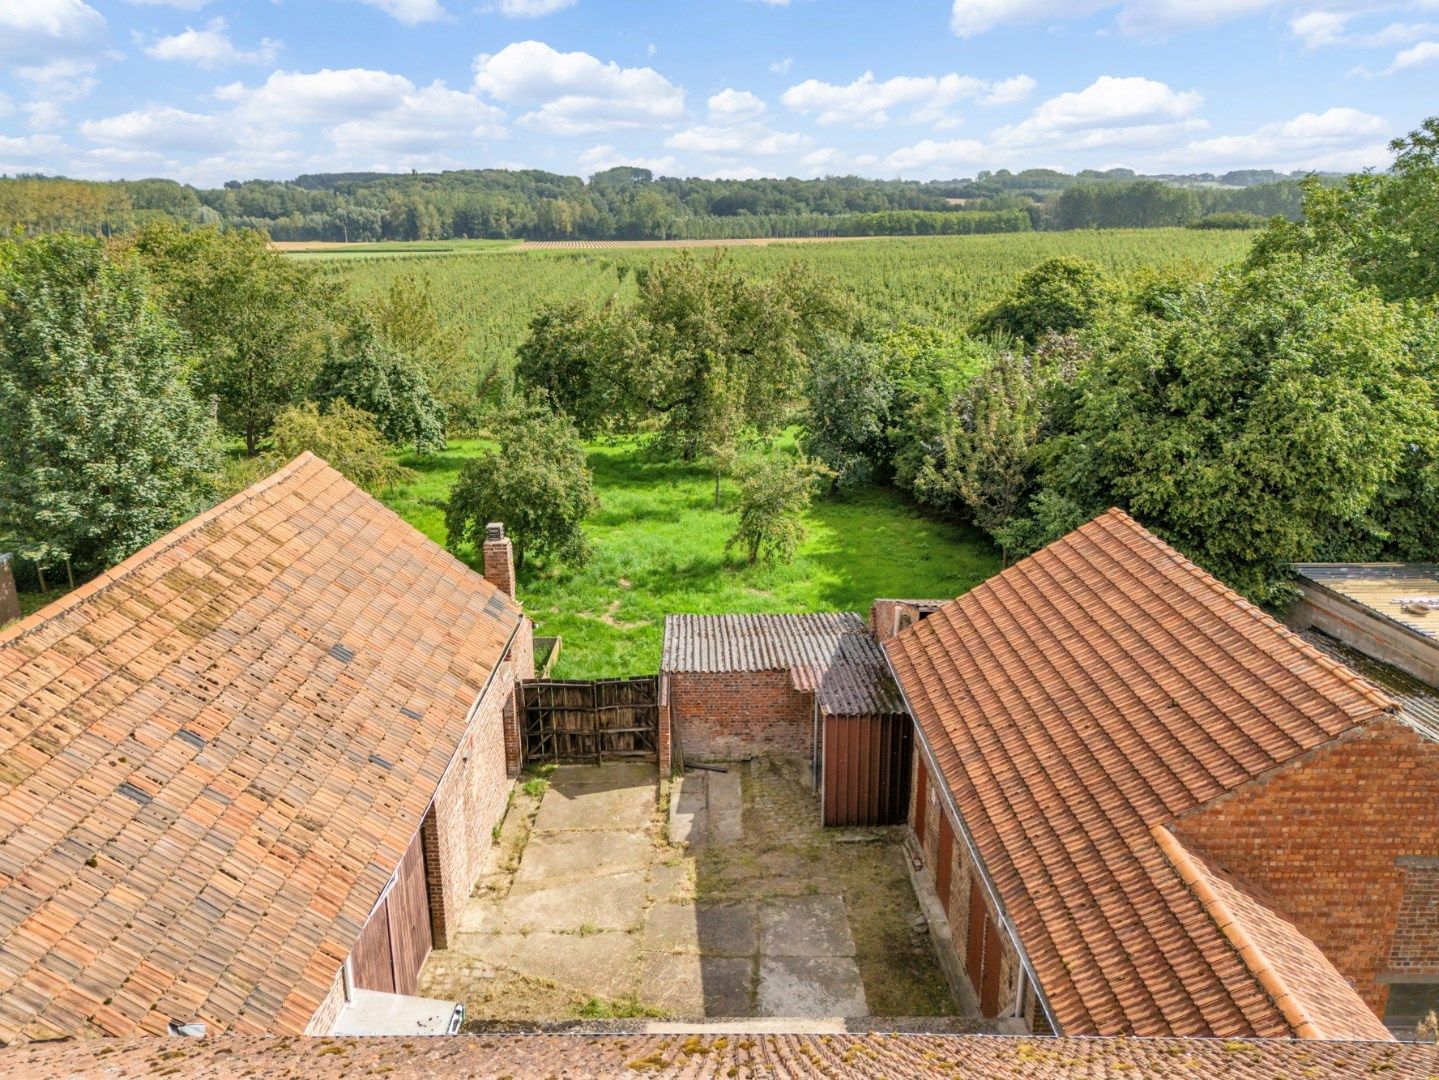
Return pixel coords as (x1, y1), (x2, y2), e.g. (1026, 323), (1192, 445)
(0, 452), (325, 650)
(1151, 824), (1324, 1040)
(1089, 509), (1398, 718)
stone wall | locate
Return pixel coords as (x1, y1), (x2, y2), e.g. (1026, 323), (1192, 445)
(1177, 718), (1439, 1020)
(667, 669), (815, 762)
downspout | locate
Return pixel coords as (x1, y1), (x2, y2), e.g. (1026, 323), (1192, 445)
(883, 649), (1061, 1036)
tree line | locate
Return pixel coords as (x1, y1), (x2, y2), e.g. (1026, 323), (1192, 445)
(0, 165), (1314, 243)
(512, 118), (1439, 602)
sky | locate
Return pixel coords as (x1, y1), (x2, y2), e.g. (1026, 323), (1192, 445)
(0, 0), (1436, 187)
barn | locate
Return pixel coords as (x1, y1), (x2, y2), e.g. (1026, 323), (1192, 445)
(0, 454), (533, 1043)
(659, 613), (909, 826)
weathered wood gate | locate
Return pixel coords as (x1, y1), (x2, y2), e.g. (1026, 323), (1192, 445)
(520, 676), (659, 764)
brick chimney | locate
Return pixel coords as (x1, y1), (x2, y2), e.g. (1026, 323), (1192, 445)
(482, 523), (516, 600)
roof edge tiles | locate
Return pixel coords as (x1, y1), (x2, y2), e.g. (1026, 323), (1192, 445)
(0, 452), (322, 648)
(1152, 825), (1322, 1040)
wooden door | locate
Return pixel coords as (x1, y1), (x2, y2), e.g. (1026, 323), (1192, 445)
(913, 756), (927, 842)
(965, 878), (985, 994)
(350, 827), (433, 996)
(935, 814), (954, 908)
(980, 913), (1004, 1016)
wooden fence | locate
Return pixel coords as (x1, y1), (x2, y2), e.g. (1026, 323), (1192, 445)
(520, 677), (659, 764)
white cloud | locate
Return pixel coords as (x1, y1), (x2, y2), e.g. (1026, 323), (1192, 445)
(886, 137), (988, 173)
(991, 75), (1204, 150)
(707, 89), (767, 123)
(981, 74), (1037, 106)
(496, 0), (578, 14)
(14, 58), (99, 101)
(798, 147), (879, 176)
(354, 0), (447, 25)
(950, 0), (1106, 38)
(217, 68), (417, 124)
(1161, 107), (1389, 170)
(665, 122), (810, 157)
(1386, 39), (1439, 71)
(24, 100), (66, 130)
(1293, 9), (1437, 50)
(329, 82), (507, 156)
(577, 144), (678, 174)
(80, 106), (225, 152)
(0, 0), (106, 62)
(949, 0), (1287, 39)
(783, 71), (980, 128)
(1291, 11), (1350, 48)
(769, 57), (793, 74)
(0, 133), (70, 172)
(143, 19), (279, 68)
(472, 40), (684, 133)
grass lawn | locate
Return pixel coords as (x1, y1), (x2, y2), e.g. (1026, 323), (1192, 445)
(386, 438), (999, 678)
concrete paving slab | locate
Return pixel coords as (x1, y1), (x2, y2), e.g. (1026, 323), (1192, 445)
(699, 956), (756, 1017)
(514, 830), (652, 886)
(497, 931), (639, 1000)
(756, 955), (868, 1017)
(636, 952), (705, 1017)
(642, 901), (758, 956)
(501, 871), (648, 932)
(647, 862), (690, 902)
(707, 769), (743, 844)
(551, 762), (656, 787)
(759, 894), (856, 957)
(534, 784), (656, 832)
(455, 898), (504, 935)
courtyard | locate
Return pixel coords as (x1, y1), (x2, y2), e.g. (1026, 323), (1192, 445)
(417, 757), (959, 1024)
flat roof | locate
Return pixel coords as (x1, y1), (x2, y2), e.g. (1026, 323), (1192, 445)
(1294, 563), (1439, 643)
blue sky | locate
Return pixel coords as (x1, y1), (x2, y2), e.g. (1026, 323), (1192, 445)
(1, 1), (1435, 186)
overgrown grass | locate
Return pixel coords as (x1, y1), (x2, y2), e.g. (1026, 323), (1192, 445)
(384, 437), (999, 677)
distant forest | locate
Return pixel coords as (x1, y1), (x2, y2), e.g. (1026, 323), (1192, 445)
(0, 165), (1331, 242)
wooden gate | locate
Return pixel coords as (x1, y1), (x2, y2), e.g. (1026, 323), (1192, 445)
(521, 677), (659, 764)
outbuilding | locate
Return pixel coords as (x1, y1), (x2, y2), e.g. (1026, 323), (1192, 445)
(659, 612), (909, 826)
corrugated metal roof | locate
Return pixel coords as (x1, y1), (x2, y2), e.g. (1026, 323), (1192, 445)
(662, 613), (902, 715)
(1295, 563), (1439, 642)
(1301, 629), (1439, 743)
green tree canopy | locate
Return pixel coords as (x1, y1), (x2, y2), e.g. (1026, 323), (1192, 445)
(127, 222), (339, 455)
(973, 256), (1111, 344)
(1020, 255), (1437, 602)
(313, 322), (446, 453)
(0, 233), (218, 574)
(726, 452), (830, 566)
(801, 338), (892, 492)
(444, 395), (598, 570)
(269, 401), (412, 494)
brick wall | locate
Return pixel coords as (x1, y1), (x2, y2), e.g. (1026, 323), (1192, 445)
(668, 669), (814, 761)
(501, 620), (535, 775)
(910, 749), (1027, 1028)
(1177, 718), (1439, 1019)
(420, 624), (530, 949)
(304, 968), (347, 1035)
(1390, 862), (1439, 974)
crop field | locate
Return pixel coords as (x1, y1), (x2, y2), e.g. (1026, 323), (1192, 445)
(326, 228), (1253, 397)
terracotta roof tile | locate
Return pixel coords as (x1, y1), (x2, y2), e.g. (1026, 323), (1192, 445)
(5, 1032), (1435, 1078)
(0, 454), (521, 1044)
(885, 509), (1395, 1039)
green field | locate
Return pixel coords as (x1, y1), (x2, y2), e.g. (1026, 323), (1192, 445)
(327, 229), (1254, 401)
(384, 438), (999, 678)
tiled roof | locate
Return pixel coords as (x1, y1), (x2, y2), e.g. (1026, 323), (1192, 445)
(0, 454), (521, 1044)
(884, 508), (1396, 1039)
(7, 1032), (1436, 1078)
(1302, 629), (1439, 743)
(663, 613), (901, 715)
(1295, 563), (1439, 642)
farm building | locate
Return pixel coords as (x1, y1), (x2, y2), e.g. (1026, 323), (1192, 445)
(659, 613), (910, 826)
(1290, 563), (1439, 689)
(883, 508), (1439, 1039)
(0, 454), (532, 1043)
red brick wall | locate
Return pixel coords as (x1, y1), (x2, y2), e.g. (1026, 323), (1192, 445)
(422, 641), (525, 948)
(1390, 863), (1439, 974)
(501, 619), (535, 775)
(668, 670), (814, 760)
(910, 749), (1027, 1026)
(1177, 719), (1439, 1018)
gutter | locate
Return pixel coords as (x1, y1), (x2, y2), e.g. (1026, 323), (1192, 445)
(882, 647), (1060, 1035)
